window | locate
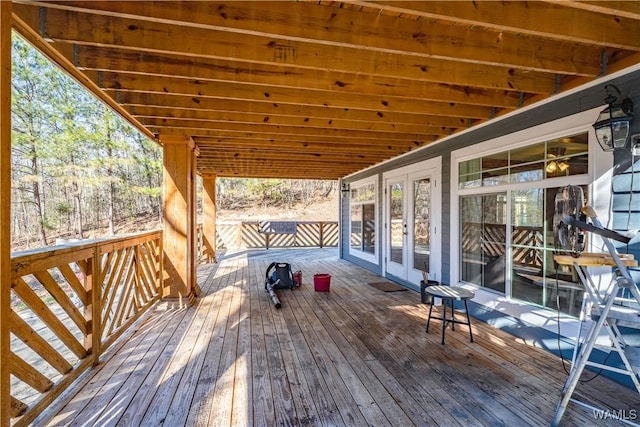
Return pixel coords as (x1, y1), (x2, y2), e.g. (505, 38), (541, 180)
(457, 132), (589, 315)
(349, 178), (377, 261)
(460, 193), (507, 293)
(459, 133), (589, 189)
(510, 186), (586, 316)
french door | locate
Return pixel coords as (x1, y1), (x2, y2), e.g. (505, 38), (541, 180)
(384, 158), (441, 284)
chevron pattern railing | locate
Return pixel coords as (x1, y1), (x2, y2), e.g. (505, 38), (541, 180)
(8, 231), (162, 426)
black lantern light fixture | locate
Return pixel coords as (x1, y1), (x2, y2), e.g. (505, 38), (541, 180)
(341, 182), (350, 195)
(593, 84), (634, 151)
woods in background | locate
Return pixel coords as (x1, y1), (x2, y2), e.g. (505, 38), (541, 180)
(217, 179), (335, 210)
(11, 35), (162, 250)
(10, 35), (336, 252)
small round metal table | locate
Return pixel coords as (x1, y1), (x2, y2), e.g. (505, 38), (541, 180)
(425, 285), (475, 345)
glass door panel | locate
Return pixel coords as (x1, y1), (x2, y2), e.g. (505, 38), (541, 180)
(460, 193), (507, 293)
(413, 178), (431, 273)
(511, 188), (545, 306)
(389, 182), (404, 265)
(363, 203), (376, 254)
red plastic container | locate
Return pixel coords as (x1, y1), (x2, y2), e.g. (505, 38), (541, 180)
(313, 273), (331, 292)
(293, 270), (302, 287)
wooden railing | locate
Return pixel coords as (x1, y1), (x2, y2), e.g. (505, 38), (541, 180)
(198, 221), (339, 253)
(8, 231), (162, 426)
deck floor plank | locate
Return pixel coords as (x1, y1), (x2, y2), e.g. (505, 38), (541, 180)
(276, 280), (345, 425)
(325, 278), (488, 426)
(162, 263), (232, 427)
(270, 284), (322, 425)
(230, 258), (252, 427)
(110, 307), (193, 427)
(112, 264), (218, 427)
(245, 258), (277, 427)
(300, 291), (415, 427)
(191, 257), (242, 427)
(310, 284), (460, 426)
(184, 259), (242, 426)
(340, 287), (574, 426)
(293, 283), (391, 427)
(45, 248), (640, 427)
(330, 275), (492, 425)
(254, 259), (299, 426)
(209, 256), (245, 427)
(46, 308), (171, 426)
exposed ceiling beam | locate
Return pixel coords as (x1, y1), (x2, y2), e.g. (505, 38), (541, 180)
(160, 126), (435, 143)
(113, 91), (494, 121)
(196, 141), (410, 156)
(129, 105), (468, 130)
(57, 42), (557, 95)
(16, 2), (603, 75)
(94, 71), (522, 110)
(192, 133), (430, 147)
(11, 1), (640, 180)
(143, 118), (445, 140)
(358, 1), (640, 50)
(544, 1), (640, 21)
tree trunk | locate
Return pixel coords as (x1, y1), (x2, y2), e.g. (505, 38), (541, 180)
(73, 181), (83, 239)
(107, 143), (115, 236)
(29, 144), (48, 246)
(69, 154), (84, 239)
(137, 134), (162, 220)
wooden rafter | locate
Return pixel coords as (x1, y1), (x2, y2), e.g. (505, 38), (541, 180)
(362, 1), (640, 50)
(59, 44), (557, 94)
(10, 1), (640, 179)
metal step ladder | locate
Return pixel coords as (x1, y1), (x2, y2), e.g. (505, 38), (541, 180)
(551, 207), (640, 426)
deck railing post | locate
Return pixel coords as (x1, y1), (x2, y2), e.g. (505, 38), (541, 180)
(84, 245), (101, 366)
(201, 174), (217, 263)
(0, 3), (12, 425)
(319, 222), (325, 248)
(157, 234), (163, 294)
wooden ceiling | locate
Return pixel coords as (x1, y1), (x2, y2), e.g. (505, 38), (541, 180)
(10, 1), (640, 179)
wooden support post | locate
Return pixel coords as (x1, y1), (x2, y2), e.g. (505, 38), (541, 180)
(161, 135), (198, 305)
(201, 174), (217, 263)
(0, 3), (11, 425)
(190, 147), (200, 297)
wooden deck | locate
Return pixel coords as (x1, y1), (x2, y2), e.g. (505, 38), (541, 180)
(42, 248), (638, 426)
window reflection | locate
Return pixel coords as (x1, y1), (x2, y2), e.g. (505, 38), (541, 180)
(389, 182), (403, 264)
(458, 133), (588, 189)
(350, 181), (376, 255)
(414, 179), (431, 271)
(510, 187), (587, 316)
(460, 194), (507, 293)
